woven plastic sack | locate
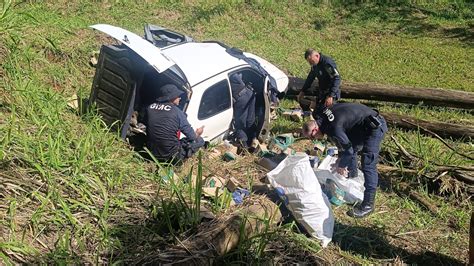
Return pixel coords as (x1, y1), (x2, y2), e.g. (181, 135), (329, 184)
(315, 155), (365, 204)
(267, 153), (334, 247)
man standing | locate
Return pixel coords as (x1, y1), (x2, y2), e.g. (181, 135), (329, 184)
(302, 103), (387, 218)
(229, 73), (256, 149)
(145, 84), (205, 163)
(298, 49), (341, 115)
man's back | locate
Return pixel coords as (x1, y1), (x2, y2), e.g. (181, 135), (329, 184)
(146, 102), (181, 160)
(318, 103), (377, 145)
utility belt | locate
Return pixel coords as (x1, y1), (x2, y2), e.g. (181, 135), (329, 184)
(364, 110), (384, 130)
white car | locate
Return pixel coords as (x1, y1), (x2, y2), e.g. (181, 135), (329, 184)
(89, 24), (288, 143)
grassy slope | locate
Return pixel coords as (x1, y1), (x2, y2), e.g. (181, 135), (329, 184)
(1, 1), (473, 264)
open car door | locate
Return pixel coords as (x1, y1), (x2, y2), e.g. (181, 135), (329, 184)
(143, 24), (194, 48)
(89, 45), (137, 138)
(257, 76), (272, 142)
(89, 24), (189, 138)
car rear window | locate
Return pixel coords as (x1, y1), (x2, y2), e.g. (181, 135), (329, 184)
(198, 80), (231, 120)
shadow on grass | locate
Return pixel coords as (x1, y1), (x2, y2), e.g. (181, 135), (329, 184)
(333, 222), (464, 265)
(186, 3), (229, 27)
(314, 2), (474, 46)
(255, 174), (464, 264)
(108, 219), (171, 263)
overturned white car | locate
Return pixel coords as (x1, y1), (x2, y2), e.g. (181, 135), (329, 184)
(89, 24), (288, 143)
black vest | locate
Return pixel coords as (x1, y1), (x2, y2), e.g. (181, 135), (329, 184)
(146, 102), (181, 160)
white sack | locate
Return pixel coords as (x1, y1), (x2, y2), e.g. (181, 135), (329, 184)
(315, 155), (365, 204)
(267, 153), (334, 247)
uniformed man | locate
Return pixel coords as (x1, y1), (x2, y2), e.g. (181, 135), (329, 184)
(145, 84), (205, 163)
(302, 103), (387, 218)
(229, 73), (256, 149)
(298, 49), (341, 115)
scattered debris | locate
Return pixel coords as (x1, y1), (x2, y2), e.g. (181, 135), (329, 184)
(223, 151), (237, 161)
(257, 153), (287, 171)
(226, 177), (242, 192)
(204, 176), (226, 188)
(209, 149), (222, 159)
(232, 188), (250, 204)
(66, 93), (79, 110)
(202, 187), (223, 198)
(141, 196), (282, 265)
(200, 205), (216, 220)
(89, 50), (99, 67)
(254, 143), (269, 156)
(267, 134), (295, 154)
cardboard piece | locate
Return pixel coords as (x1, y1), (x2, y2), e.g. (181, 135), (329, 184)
(226, 177), (242, 192)
(282, 110), (303, 122)
(202, 187), (223, 197)
(205, 176), (226, 188)
(209, 149), (222, 159)
(200, 206), (215, 220)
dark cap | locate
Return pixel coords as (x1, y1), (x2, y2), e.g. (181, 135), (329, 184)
(156, 84), (182, 102)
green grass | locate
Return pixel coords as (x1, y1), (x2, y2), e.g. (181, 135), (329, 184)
(1, 0), (473, 264)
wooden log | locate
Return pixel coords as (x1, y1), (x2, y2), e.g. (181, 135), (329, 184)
(398, 182), (439, 215)
(138, 196), (282, 265)
(382, 112), (474, 140)
(287, 77), (474, 109)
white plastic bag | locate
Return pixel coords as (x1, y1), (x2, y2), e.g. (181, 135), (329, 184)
(315, 155), (365, 204)
(267, 153), (334, 247)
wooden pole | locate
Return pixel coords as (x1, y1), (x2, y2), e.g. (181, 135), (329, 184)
(382, 112), (474, 140)
(287, 77), (474, 109)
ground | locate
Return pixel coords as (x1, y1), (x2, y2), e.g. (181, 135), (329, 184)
(1, 1), (473, 265)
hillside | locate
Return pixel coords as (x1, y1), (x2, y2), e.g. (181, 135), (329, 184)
(1, 1), (473, 264)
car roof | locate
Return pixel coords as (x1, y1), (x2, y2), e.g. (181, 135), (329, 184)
(161, 42), (247, 87)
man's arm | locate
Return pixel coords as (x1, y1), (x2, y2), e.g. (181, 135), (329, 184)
(177, 110), (197, 140)
(331, 127), (355, 171)
(324, 61), (341, 100)
(301, 66), (317, 94)
(298, 67), (317, 102)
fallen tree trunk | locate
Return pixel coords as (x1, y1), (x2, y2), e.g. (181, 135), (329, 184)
(283, 94), (474, 139)
(137, 196), (282, 265)
(287, 77), (474, 109)
(382, 112), (474, 140)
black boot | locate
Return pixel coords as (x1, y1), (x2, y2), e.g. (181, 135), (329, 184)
(348, 191), (376, 218)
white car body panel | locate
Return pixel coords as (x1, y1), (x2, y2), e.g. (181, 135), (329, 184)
(185, 73), (234, 142)
(90, 24), (176, 73)
(162, 42), (245, 87)
(244, 52), (289, 93)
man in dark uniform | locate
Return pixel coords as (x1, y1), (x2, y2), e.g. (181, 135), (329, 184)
(145, 84), (205, 163)
(302, 103), (387, 218)
(298, 48), (341, 115)
(229, 73), (256, 149)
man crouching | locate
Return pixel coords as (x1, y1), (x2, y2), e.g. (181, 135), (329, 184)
(146, 84), (205, 164)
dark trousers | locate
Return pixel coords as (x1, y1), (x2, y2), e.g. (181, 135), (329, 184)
(233, 87), (256, 146)
(360, 117), (387, 197)
(178, 137), (205, 160)
(148, 137), (205, 165)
